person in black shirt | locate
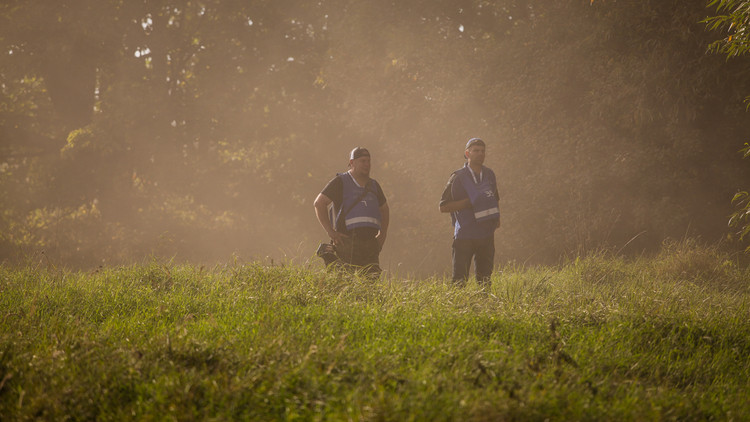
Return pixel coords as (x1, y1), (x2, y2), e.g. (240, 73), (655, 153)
(314, 147), (389, 276)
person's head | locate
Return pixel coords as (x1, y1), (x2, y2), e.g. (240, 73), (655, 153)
(464, 138), (486, 166)
(348, 147), (371, 177)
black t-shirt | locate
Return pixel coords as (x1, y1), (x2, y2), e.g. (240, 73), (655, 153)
(321, 173), (387, 233)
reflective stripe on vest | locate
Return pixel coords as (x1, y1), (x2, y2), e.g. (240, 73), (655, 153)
(345, 216), (381, 227)
(474, 206), (499, 221)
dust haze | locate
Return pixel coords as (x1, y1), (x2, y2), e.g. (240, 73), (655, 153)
(2, 1), (750, 276)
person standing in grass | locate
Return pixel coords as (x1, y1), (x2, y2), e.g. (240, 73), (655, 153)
(314, 147), (389, 277)
(439, 138), (500, 287)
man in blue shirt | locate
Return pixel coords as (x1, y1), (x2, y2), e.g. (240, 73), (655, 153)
(439, 138), (500, 287)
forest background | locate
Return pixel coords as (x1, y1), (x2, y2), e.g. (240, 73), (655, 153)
(2, 0), (750, 277)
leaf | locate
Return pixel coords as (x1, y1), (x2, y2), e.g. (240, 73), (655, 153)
(731, 191), (748, 203)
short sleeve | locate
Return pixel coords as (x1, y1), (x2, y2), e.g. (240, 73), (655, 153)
(374, 181), (387, 206)
(439, 172), (462, 206)
(320, 176), (344, 210)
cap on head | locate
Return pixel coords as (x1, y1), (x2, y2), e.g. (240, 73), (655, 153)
(465, 137), (485, 150)
(464, 138), (485, 158)
(350, 147), (370, 160)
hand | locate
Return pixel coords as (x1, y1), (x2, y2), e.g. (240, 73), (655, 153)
(329, 230), (349, 246)
(376, 232), (386, 250)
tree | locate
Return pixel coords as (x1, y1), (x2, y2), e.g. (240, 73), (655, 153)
(704, 0), (750, 251)
(3, 0), (750, 271)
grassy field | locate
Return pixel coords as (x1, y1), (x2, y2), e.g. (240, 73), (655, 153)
(1, 241), (750, 421)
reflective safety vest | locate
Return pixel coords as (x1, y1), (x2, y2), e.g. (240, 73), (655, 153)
(334, 172), (382, 231)
(458, 166), (499, 223)
(451, 165), (499, 238)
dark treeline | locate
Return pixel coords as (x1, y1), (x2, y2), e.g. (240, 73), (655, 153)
(1, 0), (749, 275)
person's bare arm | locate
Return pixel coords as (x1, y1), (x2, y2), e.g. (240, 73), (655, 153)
(314, 193), (347, 244)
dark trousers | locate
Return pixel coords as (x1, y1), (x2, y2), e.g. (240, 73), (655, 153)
(331, 232), (382, 277)
(452, 236), (495, 286)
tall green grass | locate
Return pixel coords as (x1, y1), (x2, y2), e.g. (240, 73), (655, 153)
(1, 241), (749, 420)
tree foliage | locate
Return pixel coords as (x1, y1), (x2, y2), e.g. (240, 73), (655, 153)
(705, 0), (750, 58)
(2, 0), (750, 272)
(704, 0), (750, 251)
(728, 143), (750, 250)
